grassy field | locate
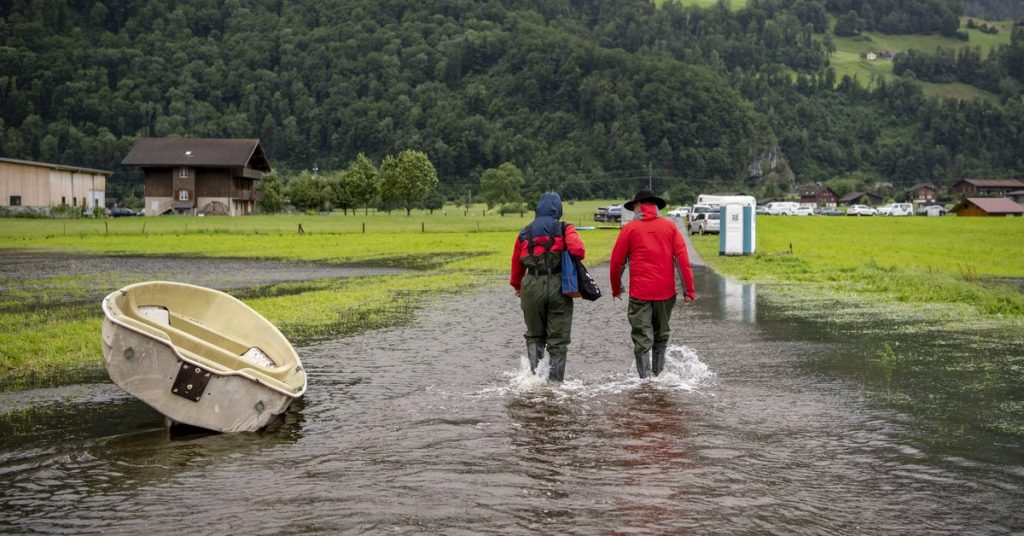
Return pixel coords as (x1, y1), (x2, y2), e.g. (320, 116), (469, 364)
(689, 216), (1024, 316)
(0, 201), (623, 387)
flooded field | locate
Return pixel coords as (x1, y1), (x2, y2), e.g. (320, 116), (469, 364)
(1, 257), (1021, 533)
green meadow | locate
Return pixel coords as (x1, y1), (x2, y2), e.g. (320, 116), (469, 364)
(689, 216), (1024, 317)
(0, 201), (622, 388)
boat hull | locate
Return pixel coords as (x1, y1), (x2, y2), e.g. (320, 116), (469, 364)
(102, 319), (293, 432)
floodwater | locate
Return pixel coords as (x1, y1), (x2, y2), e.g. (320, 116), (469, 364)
(2, 255), (1023, 533)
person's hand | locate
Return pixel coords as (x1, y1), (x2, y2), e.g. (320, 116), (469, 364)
(613, 293), (622, 301)
(514, 289), (521, 297)
(683, 293), (695, 304)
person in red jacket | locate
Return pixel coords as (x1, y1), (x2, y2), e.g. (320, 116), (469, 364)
(510, 192), (586, 382)
(609, 188), (696, 378)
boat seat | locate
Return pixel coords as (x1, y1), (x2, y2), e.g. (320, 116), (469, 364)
(118, 292), (297, 385)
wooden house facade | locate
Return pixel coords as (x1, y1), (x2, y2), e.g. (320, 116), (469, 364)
(121, 138), (270, 216)
(905, 183), (937, 204)
(839, 191), (884, 206)
(798, 184), (838, 208)
(952, 179), (1024, 196)
(0, 157), (109, 212)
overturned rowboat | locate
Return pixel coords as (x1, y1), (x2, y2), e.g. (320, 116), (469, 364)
(101, 281), (307, 433)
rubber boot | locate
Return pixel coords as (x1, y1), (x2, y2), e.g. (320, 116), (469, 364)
(526, 342), (542, 374)
(548, 354), (566, 383)
(635, 350), (653, 379)
(652, 347), (666, 377)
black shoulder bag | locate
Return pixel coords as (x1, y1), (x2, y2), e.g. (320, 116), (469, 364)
(562, 223), (602, 301)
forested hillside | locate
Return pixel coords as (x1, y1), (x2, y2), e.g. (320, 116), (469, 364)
(1, 0), (1023, 202)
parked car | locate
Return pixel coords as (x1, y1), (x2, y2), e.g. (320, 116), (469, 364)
(878, 203), (913, 216)
(755, 205), (769, 215)
(815, 207), (845, 216)
(765, 201), (801, 215)
(110, 207), (138, 217)
(793, 206), (814, 216)
(606, 205), (624, 222)
(688, 212), (720, 235)
(593, 206), (610, 222)
(667, 206), (690, 218)
(688, 203), (717, 223)
(846, 204), (878, 216)
(916, 204), (947, 216)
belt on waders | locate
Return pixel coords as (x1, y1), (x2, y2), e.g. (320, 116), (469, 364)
(527, 266), (561, 276)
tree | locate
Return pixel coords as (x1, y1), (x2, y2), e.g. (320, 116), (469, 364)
(258, 172), (287, 213)
(344, 152), (379, 215)
(833, 11), (862, 37)
(379, 149), (439, 216)
(288, 171), (322, 211)
(480, 162), (525, 209)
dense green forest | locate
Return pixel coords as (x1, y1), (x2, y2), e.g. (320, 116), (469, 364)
(1, 0), (1023, 204)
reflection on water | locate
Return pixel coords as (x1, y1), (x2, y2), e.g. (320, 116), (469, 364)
(1, 265), (1021, 534)
(718, 277), (756, 324)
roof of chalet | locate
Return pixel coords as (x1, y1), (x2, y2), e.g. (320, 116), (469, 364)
(839, 191), (883, 203)
(905, 183), (936, 192)
(799, 184), (837, 197)
(121, 138), (271, 171)
(954, 178), (1024, 188)
(0, 157), (111, 175)
(957, 197), (1024, 214)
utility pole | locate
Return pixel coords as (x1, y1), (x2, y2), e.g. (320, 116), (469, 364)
(647, 161), (653, 190)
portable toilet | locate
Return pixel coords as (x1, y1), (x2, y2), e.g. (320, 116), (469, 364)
(716, 195), (756, 256)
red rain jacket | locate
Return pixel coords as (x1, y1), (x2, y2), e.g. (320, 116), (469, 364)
(509, 224), (586, 291)
(609, 204), (695, 301)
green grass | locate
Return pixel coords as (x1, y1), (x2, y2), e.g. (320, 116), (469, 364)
(0, 202), (623, 388)
(690, 216), (1024, 316)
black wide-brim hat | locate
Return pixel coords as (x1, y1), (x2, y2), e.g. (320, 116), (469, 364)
(624, 188), (666, 211)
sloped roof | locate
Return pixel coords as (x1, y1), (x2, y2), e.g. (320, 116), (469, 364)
(961, 197), (1024, 214)
(121, 138), (271, 171)
(839, 191), (882, 203)
(0, 157), (111, 175)
(799, 184), (836, 197)
(955, 178), (1024, 188)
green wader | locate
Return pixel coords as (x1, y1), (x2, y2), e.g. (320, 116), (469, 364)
(519, 251), (573, 382)
(627, 296), (676, 378)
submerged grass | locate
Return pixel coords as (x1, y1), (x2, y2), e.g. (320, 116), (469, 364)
(0, 204), (621, 390)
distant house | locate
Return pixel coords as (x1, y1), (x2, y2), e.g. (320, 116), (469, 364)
(952, 178), (1024, 196)
(866, 52), (878, 60)
(953, 197), (1024, 217)
(122, 138), (271, 216)
(880, 50), (895, 59)
(0, 157), (110, 213)
(839, 191), (884, 206)
(905, 183), (937, 204)
(1008, 190), (1024, 204)
(798, 184), (838, 208)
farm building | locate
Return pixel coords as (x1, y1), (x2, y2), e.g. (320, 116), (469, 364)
(952, 197), (1024, 217)
(0, 157), (110, 213)
(798, 184), (838, 208)
(121, 138), (270, 216)
(839, 191), (884, 206)
(1008, 190), (1024, 204)
(905, 183), (937, 204)
(952, 178), (1024, 196)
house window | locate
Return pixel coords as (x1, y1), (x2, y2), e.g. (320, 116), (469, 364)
(178, 189), (189, 201)
(179, 167), (189, 179)
(73, 197), (77, 207)
(10, 196), (21, 206)
(61, 196), (66, 205)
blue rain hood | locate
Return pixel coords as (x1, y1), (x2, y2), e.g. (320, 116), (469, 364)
(520, 192), (563, 241)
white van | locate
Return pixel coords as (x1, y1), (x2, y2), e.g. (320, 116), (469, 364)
(765, 201), (800, 215)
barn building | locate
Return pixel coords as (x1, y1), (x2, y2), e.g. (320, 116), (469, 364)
(0, 157), (110, 214)
(798, 184), (838, 208)
(952, 197), (1024, 217)
(952, 179), (1024, 196)
(121, 138), (270, 216)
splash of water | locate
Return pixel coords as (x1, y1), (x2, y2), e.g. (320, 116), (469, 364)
(487, 344), (716, 399)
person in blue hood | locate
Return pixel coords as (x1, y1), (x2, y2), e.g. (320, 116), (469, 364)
(509, 192), (587, 382)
